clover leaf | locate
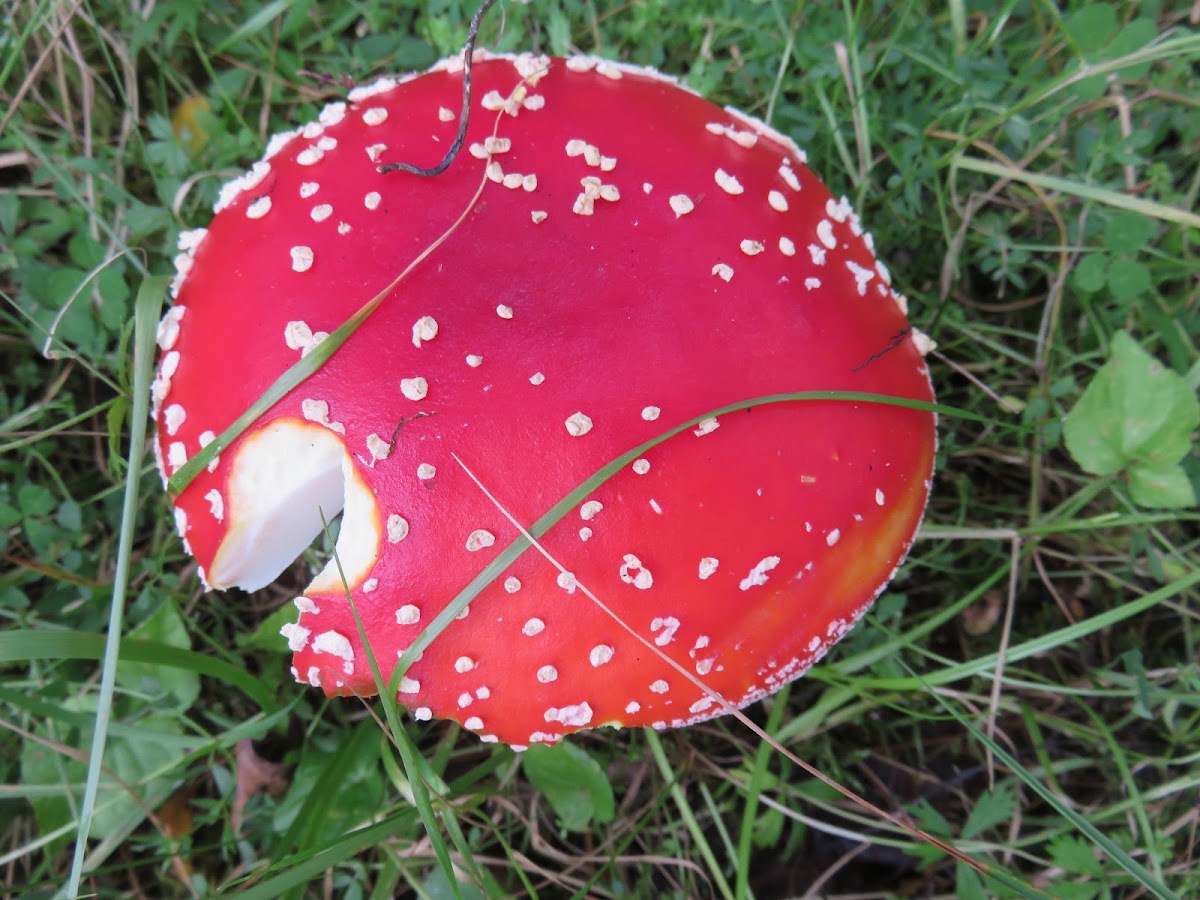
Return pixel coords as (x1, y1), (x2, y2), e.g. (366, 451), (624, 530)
(1063, 332), (1199, 508)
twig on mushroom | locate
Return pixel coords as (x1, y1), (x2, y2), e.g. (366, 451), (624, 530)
(852, 326), (912, 372)
(377, 0), (499, 177)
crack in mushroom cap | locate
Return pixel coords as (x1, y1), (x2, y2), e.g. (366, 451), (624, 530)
(154, 52), (936, 746)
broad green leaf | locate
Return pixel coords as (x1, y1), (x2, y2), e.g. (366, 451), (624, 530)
(1065, 5), (1117, 54)
(96, 268), (131, 333)
(96, 713), (185, 837)
(955, 862), (989, 900)
(752, 806), (785, 849)
(545, 6), (572, 56)
(1103, 211), (1156, 254)
(239, 598), (301, 652)
(908, 796), (952, 836)
(961, 784), (1017, 839)
(56, 498), (82, 532)
(1105, 19), (1159, 79)
(1106, 258), (1150, 303)
(1050, 882), (1104, 900)
(214, 0), (292, 52)
(1071, 74), (1107, 104)
(1063, 333), (1200, 486)
(275, 721), (387, 849)
(1049, 834), (1108, 877)
(67, 231), (105, 269)
(0, 192), (18, 235)
(521, 742), (615, 832)
(118, 600), (199, 711)
(1127, 461), (1196, 509)
(1184, 359), (1200, 392)
(1071, 254), (1107, 294)
(20, 700), (185, 844)
(0, 498), (20, 530)
(18, 482), (55, 517)
(19, 724), (76, 858)
(421, 868), (487, 900)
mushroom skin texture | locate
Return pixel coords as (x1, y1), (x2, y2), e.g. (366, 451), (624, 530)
(155, 53), (936, 747)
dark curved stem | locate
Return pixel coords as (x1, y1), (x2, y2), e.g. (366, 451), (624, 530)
(853, 327), (913, 372)
(377, 0), (499, 177)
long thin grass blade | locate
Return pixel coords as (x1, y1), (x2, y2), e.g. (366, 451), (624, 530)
(929, 688), (1182, 900)
(62, 274), (167, 899)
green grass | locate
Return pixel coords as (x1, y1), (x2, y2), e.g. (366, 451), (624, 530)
(2, 1), (1199, 897)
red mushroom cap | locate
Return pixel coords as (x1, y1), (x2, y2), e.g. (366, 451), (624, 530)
(155, 53), (936, 746)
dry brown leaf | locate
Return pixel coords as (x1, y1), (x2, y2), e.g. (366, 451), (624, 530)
(231, 739), (290, 834)
(155, 785), (195, 881)
(961, 590), (1004, 636)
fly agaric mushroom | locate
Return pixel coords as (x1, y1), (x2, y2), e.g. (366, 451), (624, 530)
(154, 52), (936, 746)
